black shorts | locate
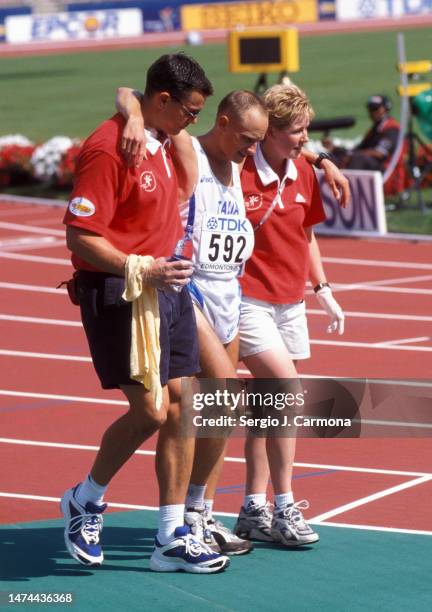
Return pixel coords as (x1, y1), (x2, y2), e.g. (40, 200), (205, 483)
(76, 272), (200, 389)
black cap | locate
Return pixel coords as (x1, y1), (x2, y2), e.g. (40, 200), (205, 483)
(367, 95), (391, 111)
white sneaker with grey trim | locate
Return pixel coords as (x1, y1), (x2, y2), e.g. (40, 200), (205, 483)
(234, 501), (273, 542)
(271, 500), (319, 546)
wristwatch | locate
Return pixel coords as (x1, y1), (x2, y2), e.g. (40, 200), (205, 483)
(314, 152), (332, 169)
(313, 282), (331, 293)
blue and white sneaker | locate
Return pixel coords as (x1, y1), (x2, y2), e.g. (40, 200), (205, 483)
(149, 525), (230, 573)
(60, 484), (107, 566)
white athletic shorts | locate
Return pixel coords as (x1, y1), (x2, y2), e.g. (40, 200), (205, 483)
(188, 276), (241, 345)
(239, 296), (310, 360)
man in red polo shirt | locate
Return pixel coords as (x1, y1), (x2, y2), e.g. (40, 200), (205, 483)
(61, 53), (230, 574)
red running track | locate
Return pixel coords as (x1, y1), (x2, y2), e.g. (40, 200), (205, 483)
(0, 200), (431, 535)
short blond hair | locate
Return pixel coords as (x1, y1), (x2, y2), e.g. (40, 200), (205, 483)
(264, 84), (315, 129)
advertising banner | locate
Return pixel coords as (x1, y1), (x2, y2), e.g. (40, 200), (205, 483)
(336, 0), (432, 20)
(315, 169), (387, 236)
(181, 0), (317, 31)
(318, 0), (336, 20)
(5, 8), (143, 43)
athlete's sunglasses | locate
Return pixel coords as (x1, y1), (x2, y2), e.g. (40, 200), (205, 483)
(170, 93), (201, 120)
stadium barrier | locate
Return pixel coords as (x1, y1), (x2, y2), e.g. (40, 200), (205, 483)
(316, 169), (388, 237)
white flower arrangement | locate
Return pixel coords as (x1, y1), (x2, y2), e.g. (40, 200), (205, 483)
(31, 136), (78, 181)
(0, 134), (34, 148)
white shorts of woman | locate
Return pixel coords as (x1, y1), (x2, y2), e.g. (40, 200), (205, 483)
(188, 275), (241, 345)
(239, 296), (310, 360)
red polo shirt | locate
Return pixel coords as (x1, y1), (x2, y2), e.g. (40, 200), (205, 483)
(240, 146), (325, 304)
(63, 114), (182, 271)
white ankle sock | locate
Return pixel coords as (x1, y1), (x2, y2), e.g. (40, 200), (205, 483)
(76, 474), (107, 507)
(274, 492), (294, 509)
(244, 493), (266, 509)
(157, 504), (185, 545)
(185, 484), (206, 509)
(203, 498), (214, 517)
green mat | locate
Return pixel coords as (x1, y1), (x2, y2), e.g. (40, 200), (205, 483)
(1, 511), (431, 611)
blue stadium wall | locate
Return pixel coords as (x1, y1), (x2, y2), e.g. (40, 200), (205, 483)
(0, 0), (349, 44)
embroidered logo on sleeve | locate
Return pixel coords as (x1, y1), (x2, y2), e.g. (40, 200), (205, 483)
(244, 193), (263, 211)
(140, 171), (156, 192)
(68, 197), (96, 217)
(295, 193), (306, 203)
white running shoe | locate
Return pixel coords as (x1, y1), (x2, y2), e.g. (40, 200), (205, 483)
(233, 501), (273, 542)
(60, 484), (106, 566)
(271, 500), (319, 546)
(206, 514), (253, 556)
(149, 525), (230, 573)
(185, 506), (252, 556)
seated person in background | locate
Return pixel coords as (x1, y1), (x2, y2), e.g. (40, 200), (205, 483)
(325, 94), (400, 172)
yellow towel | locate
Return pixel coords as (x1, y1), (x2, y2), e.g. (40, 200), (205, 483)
(122, 254), (162, 411)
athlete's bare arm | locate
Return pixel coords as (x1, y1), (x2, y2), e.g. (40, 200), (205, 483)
(301, 148), (350, 208)
(66, 226), (193, 289)
(169, 131), (198, 203)
(116, 87), (198, 202)
(304, 226), (327, 287)
(116, 88), (147, 166)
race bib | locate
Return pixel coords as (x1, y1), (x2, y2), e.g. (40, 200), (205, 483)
(197, 213), (254, 273)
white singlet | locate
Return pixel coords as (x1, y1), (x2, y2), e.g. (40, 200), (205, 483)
(179, 137), (255, 344)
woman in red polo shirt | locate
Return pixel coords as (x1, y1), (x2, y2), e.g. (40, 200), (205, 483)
(234, 84), (345, 547)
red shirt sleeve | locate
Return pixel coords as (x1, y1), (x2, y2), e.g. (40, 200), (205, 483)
(63, 150), (122, 237)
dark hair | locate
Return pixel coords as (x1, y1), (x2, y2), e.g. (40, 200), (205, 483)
(217, 90), (267, 119)
(145, 53), (213, 100)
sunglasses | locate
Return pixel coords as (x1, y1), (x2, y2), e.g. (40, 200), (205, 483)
(170, 93), (201, 120)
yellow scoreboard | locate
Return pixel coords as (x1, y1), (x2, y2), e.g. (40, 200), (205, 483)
(228, 28), (299, 74)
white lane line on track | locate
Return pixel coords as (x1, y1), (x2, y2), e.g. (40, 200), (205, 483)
(0, 314), (81, 326)
(1, 437), (431, 477)
(0, 206), (50, 218)
(339, 286), (432, 295)
(1, 335), (431, 358)
(307, 521), (432, 537)
(0, 251), (70, 265)
(0, 239), (66, 253)
(0, 491), (157, 512)
(237, 372), (432, 387)
(0, 349), (91, 361)
(0, 342), (431, 363)
(310, 475), (432, 523)
(0, 438), (154, 456)
(326, 274), (432, 295)
(322, 257), (432, 270)
(3, 278), (432, 298)
(1, 310), (431, 327)
(0, 282), (67, 294)
(0, 389), (127, 405)
(310, 339), (432, 351)
(0, 221), (65, 236)
(0, 236), (58, 248)
(374, 336), (430, 347)
(1, 248), (431, 270)
(307, 309), (432, 322)
(1, 491), (431, 536)
(360, 419), (432, 429)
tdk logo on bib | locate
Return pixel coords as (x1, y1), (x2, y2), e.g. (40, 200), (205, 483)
(206, 217), (249, 232)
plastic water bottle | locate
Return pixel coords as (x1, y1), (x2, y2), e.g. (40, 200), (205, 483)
(169, 229), (193, 292)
